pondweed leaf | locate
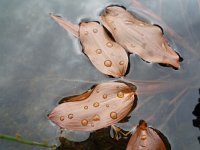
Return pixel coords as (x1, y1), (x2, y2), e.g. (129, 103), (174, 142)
(51, 15), (129, 77)
(100, 6), (181, 69)
(48, 81), (137, 131)
(127, 120), (169, 150)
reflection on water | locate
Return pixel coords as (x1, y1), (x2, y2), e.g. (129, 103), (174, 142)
(0, 0), (200, 149)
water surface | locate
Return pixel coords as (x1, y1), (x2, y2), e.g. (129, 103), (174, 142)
(0, 0), (200, 149)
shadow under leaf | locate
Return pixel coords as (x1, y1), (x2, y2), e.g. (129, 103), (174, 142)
(192, 88), (200, 144)
(57, 127), (130, 150)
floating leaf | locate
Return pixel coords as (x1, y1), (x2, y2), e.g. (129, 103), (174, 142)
(100, 6), (181, 69)
(79, 22), (129, 77)
(126, 120), (169, 150)
(48, 81), (136, 131)
(51, 15), (129, 77)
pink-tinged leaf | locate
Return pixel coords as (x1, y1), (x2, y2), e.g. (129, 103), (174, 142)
(100, 6), (181, 69)
(50, 14), (79, 38)
(126, 120), (167, 150)
(51, 15), (129, 77)
(79, 22), (129, 77)
(48, 81), (136, 131)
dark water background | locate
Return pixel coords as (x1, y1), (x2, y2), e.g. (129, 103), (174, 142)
(0, 0), (200, 149)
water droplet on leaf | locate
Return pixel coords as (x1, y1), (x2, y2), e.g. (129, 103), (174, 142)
(103, 94), (107, 99)
(93, 114), (100, 121)
(81, 119), (88, 126)
(119, 61), (124, 65)
(110, 112), (117, 119)
(68, 114), (73, 119)
(141, 135), (147, 140)
(84, 106), (88, 110)
(106, 42), (113, 47)
(96, 49), (102, 54)
(117, 91), (124, 98)
(93, 28), (98, 33)
(104, 60), (112, 67)
(60, 116), (65, 121)
(93, 102), (99, 107)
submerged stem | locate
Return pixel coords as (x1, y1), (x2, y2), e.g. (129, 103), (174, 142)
(0, 133), (56, 149)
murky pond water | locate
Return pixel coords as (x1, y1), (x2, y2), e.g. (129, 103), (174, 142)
(0, 0), (200, 149)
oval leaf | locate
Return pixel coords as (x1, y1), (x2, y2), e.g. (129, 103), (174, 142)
(100, 6), (180, 69)
(127, 120), (167, 150)
(79, 22), (128, 77)
(48, 81), (136, 131)
(51, 15), (129, 77)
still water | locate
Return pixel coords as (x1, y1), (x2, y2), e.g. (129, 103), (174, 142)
(0, 0), (200, 149)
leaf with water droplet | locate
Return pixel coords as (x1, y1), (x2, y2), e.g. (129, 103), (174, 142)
(79, 22), (129, 77)
(51, 15), (129, 77)
(48, 81), (136, 131)
(100, 6), (181, 69)
(126, 120), (170, 150)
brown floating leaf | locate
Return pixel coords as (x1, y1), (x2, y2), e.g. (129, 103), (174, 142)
(126, 120), (167, 150)
(51, 15), (129, 77)
(100, 6), (180, 69)
(48, 81), (136, 131)
(79, 22), (129, 77)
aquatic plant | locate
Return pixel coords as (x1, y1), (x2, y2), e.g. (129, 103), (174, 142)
(47, 4), (183, 150)
(1, 0), (199, 149)
(100, 6), (180, 69)
(48, 81), (137, 131)
(0, 133), (56, 149)
(51, 15), (128, 77)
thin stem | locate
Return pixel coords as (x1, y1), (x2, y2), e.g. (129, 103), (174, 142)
(0, 133), (56, 149)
